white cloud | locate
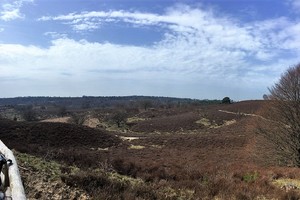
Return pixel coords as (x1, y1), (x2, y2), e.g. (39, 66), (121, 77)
(0, 0), (33, 21)
(39, 6), (263, 57)
(3, 4), (300, 99)
(1, 8), (21, 21)
(288, 0), (300, 9)
(39, 5), (296, 56)
(44, 32), (68, 39)
(0, 34), (289, 100)
(39, 5), (300, 57)
(0, 36), (245, 81)
(72, 21), (101, 31)
(251, 17), (300, 52)
(39, 10), (163, 31)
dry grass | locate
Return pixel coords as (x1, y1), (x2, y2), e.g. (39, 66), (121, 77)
(127, 116), (147, 123)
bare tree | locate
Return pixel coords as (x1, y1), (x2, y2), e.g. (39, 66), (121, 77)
(268, 64), (300, 131)
(140, 100), (153, 111)
(265, 63), (300, 166)
(21, 106), (37, 121)
(70, 113), (86, 125)
(57, 106), (67, 117)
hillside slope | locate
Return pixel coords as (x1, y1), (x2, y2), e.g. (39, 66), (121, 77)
(0, 119), (121, 167)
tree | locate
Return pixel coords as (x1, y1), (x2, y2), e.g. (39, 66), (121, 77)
(22, 106), (37, 121)
(222, 97), (231, 104)
(140, 100), (153, 111)
(81, 100), (91, 109)
(70, 113), (86, 125)
(268, 64), (300, 130)
(266, 63), (300, 166)
(262, 94), (269, 100)
(58, 106), (67, 117)
(111, 111), (127, 127)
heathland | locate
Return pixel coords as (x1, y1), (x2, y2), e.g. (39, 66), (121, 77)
(0, 96), (298, 199)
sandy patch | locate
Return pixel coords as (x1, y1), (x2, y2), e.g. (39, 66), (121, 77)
(196, 118), (211, 126)
(273, 178), (300, 191)
(150, 145), (164, 149)
(83, 118), (101, 128)
(128, 145), (145, 150)
(41, 117), (71, 123)
(196, 118), (236, 129)
(119, 136), (140, 141)
(224, 119), (236, 126)
(127, 117), (147, 123)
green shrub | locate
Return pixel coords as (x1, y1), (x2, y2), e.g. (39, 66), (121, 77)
(242, 171), (259, 183)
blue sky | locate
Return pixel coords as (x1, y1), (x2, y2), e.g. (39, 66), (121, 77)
(0, 0), (300, 100)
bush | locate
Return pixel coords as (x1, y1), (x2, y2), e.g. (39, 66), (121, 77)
(111, 111), (128, 127)
(222, 97), (232, 104)
(242, 171), (259, 183)
(22, 107), (37, 121)
(112, 159), (140, 178)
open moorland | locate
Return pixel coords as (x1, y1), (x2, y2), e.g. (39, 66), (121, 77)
(0, 97), (299, 199)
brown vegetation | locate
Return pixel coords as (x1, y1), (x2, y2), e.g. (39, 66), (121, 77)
(1, 100), (300, 199)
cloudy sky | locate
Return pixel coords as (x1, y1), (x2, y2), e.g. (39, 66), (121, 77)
(0, 0), (300, 100)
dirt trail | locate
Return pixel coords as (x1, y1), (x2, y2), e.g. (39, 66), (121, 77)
(218, 109), (268, 119)
(119, 136), (141, 141)
(218, 109), (287, 130)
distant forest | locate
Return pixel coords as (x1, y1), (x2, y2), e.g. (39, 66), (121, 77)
(0, 96), (221, 109)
